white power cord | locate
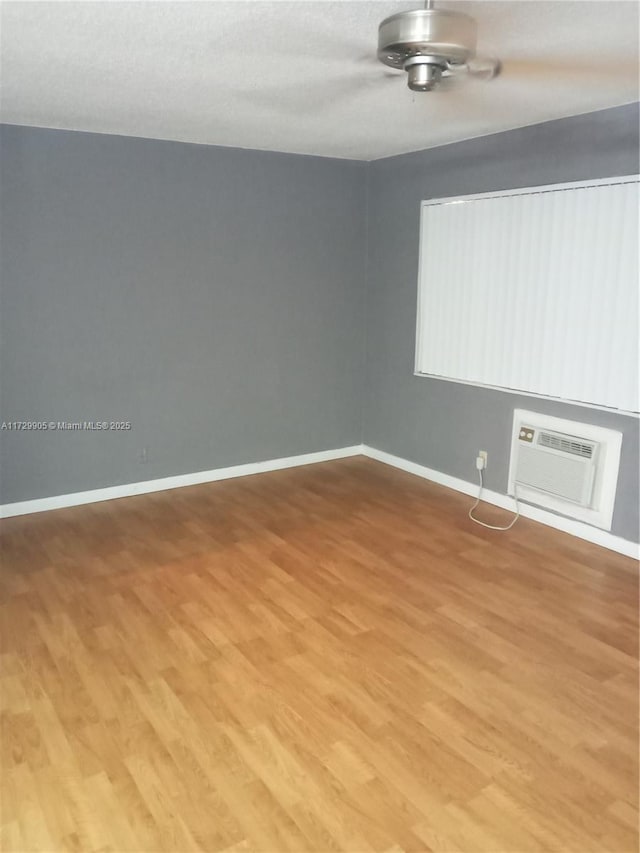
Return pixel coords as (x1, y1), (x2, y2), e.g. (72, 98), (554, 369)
(468, 465), (520, 531)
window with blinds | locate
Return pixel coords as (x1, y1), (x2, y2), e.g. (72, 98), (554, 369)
(415, 177), (639, 413)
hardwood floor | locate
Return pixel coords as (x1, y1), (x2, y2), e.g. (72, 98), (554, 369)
(1, 456), (637, 853)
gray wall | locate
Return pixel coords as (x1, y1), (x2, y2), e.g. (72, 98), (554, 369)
(364, 102), (640, 543)
(2, 105), (638, 543)
(0, 126), (366, 502)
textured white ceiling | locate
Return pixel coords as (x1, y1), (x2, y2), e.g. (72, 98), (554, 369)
(1, 1), (638, 160)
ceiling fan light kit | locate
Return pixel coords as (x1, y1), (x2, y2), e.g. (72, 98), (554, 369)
(377, 5), (500, 92)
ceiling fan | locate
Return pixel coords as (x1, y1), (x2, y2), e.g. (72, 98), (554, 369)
(236, 2), (638, 111)
(377, 0), (501, 92)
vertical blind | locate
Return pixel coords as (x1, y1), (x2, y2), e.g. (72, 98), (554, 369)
(415, 177), (639, 413)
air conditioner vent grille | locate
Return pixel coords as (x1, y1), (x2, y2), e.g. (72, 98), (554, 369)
(509, 409), (622, 531)
(538, 431), (594, 458)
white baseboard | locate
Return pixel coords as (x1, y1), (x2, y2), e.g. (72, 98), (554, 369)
(0, 445), (364, 519)
(2, 442), (637, 560)
(361, 445), (639, 560)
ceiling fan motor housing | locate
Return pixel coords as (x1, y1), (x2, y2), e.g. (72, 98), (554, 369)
(378, 9), (477, 91)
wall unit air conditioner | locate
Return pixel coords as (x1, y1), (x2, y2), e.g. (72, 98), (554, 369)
(508, 410), (622, 531)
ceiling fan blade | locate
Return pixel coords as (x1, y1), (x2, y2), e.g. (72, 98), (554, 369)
(465, 56), (502, 81)
(438, 57), (501, 89)
(236, 72), (399, 114)
(219, 10), (374, 65)
(498, 57), (639, 84)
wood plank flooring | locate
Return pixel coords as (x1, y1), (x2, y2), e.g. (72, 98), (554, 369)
(1, 456), (637, 852)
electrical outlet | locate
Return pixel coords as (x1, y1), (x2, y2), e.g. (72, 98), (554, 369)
(476, 450), (488, 470)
